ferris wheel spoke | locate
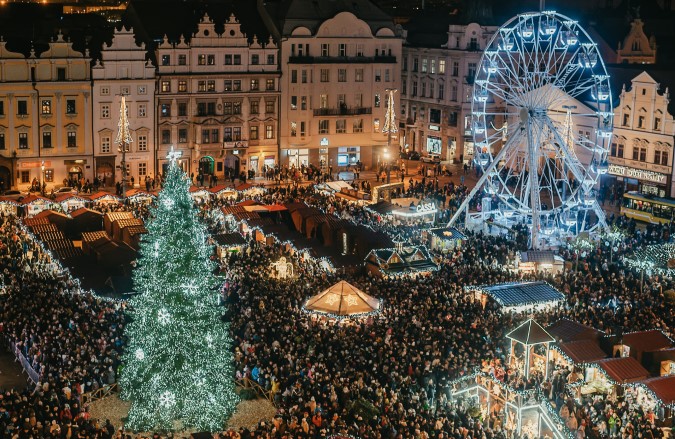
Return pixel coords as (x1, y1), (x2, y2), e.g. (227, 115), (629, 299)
(542, 117), (592, 189)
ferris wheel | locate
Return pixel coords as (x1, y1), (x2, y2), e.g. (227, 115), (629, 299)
(448, 10), (613, 249)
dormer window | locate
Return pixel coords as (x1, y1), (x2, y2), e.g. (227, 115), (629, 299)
(162, 55), (170, 66)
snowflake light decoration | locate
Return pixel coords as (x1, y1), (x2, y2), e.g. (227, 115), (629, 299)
(157, 308), (171, 325)
(159, 391), (176, 408)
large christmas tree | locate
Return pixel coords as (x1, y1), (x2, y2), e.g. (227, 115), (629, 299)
(120, 155), (238, 432)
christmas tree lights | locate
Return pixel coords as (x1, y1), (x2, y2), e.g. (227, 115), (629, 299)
(119, 157), (238, 432)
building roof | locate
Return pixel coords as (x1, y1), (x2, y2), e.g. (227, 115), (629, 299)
(558, 339), (608, 364)
(547, 319), (604, 343)
(213, 232), (247, 247)
(621, 330), (674, 354)
(594, 357), (650, 383)
(263, 0), (396, 37)
(367, 245), (438, 274)
(607, 66), (675, 115)
(304, 280), (380, 316)
(520, 250), (556, 264)
(642, 375), (675, 407)
(70, 207), (103, 219)
(478, 281), (565, 308)
(428, 227), (467, 240)
(506, 319), (555, 346)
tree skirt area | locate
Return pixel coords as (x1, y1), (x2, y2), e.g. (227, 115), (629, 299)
(89, 393), (277, 435)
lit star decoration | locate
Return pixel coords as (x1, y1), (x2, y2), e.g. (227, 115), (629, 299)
(324, 293), (339, 306)
(346, 294), (358, 307)
(119, 160), (238, 432)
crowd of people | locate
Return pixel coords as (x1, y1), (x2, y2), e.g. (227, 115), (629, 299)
(0, 172), (673, 439)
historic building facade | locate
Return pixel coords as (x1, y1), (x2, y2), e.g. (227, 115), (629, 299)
(608, 71), (675, 197)
(616, 19), (657, 64)
(92, 25), (156, 189)
(0, 33), (93, 190)
(262, 0), (401, 171)
(155, 13), (280, 179)
(400, 21), (500, 165)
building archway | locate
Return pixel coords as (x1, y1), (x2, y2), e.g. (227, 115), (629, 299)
(199, 156), (215, 175)
(69, 166), (83, 182)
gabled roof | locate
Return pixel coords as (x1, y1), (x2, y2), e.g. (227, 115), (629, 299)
(506, 319), (555, 345)
(558, 339), (608, 364)
(478, 281), (565, 308)
(20, 195), (52, 205)
(520, 250), (556, 264)
(429, 227), (466, 240)
(594, 357), (649, 383)
(621, 330), (674, 353)
(642, 375), (675, 406)
(547, 319), (604, 343)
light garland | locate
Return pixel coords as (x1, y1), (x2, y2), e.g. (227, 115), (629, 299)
(623, 243), (675, 278)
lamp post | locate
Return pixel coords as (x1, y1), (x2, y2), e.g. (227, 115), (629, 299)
(382, 88), (398, 185)
(40, 160), (45, 195)
(568, 236), (594, 272)
(116, 95), (132, 201)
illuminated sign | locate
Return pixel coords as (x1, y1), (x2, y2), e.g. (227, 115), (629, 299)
(416, 203), (436, 213)
(608, 164), (667, 184)
(320, 137), (329, 146)
(428, 125), (440, 131)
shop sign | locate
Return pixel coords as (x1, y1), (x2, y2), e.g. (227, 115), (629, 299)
(428, 125), (440, 131)
(416, 203), (436, 213)
(608, 164), (667, 184)
(320, 137), (329, 146)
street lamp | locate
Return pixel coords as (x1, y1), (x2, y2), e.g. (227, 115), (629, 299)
(40, 160), (45, 194)
(382, 88), (398, 185)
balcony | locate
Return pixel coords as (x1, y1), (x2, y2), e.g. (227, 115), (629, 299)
(313, 107), (372, 117)
(289, 55), (397, 64)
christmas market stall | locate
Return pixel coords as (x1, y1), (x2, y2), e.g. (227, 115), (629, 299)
(70, 208), (104, 236)
(208, 184), (238, 200)
(581, 357), (649, 399)
(55, 193), (89, 213)
(87, 191), (120, 207)
(637, 375), (675, 420)
(426, 227), (466, 252)
(189, 186), (211, 204)
(365, 237), (439, 278)
(213, 232), (247, 258)
(303, 280), (380, 318)
(516, 250), (565, 275)
(125, 188), (156, 204)
(235, 182), (266, 197)
(466, 281), (565, 314)
(390, 198), (437, 223)
(20, 195), (55, 217)
(0, 198), (19, 216)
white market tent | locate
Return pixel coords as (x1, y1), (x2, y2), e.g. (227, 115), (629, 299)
(304, 280), (380, 317)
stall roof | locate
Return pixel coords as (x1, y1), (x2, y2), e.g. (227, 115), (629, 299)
(214, 233), (247, 247)
(71, 207), (103, 219)
(558, 339), (608, 363)
(621, 330), (674, 354)
(88, 191), (120, 202)
(477, 281), (565, 308)
(642, 375), (675, 407)
(20, 195), (52, 205)
(235, 183), (253, 191)
(547, 319), (605, 343)
(428, 227), (467, 240)
(367, 200), (396, 215)
(208, 184), (236, 195)
(520, 250), (556, 264)
(55, 193), (89, 204)
(266, 204), (288, 212)
(594, 357), (650, 383)
(82, 231), (109, 243)
(506, 319), (555, 345)
(125, 188), (156, 198)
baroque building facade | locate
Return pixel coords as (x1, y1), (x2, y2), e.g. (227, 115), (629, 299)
(261, 0), (401, 171)
(155, 13), (280, 180)
(607, 71), (675, 197)
(0, 33), (93, 191)
(400, 21), (500, 165)
(92, 25), (156, 189)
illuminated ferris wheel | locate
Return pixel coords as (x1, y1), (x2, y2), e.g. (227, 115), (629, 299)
(449, 10), (613, 249)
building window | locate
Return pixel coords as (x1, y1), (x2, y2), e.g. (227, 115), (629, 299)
(223, 102), (232, 115)
(233, 102), (241, 114)
(43, 169), (53, 182)
(336, 119), (346, 133)
(101, 136), (111, 154)
(207, 80), (216, 92)
(267, 54), (275, 65)
(353, 119), (363, 133)
(640, 147), (647, 162)
(42, 131), (52, 148)
(198, 81), (207, 92)
(422, 59), (428, 73)
(161, 54), (170, 66)
(339, 43), (346, 57)
(356, 44), (364, 56)
(403, 57), (408, 72)
(0, 133), (5, 150)
(320, 69), (330, 82)
(633, 146), (639, 160)
(210, 128), (218, 143)
(291, 96), (297, 110)
(100, 104), (109, 119)
(375, 94), (381, 107)
(319, 120), (329, 134)
(660, 151), (669, 166)
(320, 94), (328, 109)
(265, 125), (274, 139)
(21, 171), (30, 184)
(448, 112), (458, 126)
(413, 58), (419, 72)
(138, 162), (147, 177)
(452, 61), (459, 76)
(16, 100), (28, 116)
(451, 85), (458, 101)
(19, 132), (28, 149)
(207, 54), (215, 65)
(138, 135), (148, 151)
(385, 69), (390, 82)
(161, 81), (171, 92)
(138, 103), (147, 118)
(290, 121), (297, 137)
(161, 129), (171, 144)
(233, 127), (241, 141)
(300, 122), (306, 136)
(421, 82), (427, 97)
(225, 54), (232, 65)
(67, 131), (77, 148)
(178, 103), (187, 117)
(321, 43), (329, 56)
(202, 129), (210, 144)
(375, 69), (381, 82)
(412, 82), (418, 97)
(198, 54), (206, 65)
(161, 103), (171, 117)
(233, 55), (241, 65)
(224, 80), (233, 92)
(178, 54), (187, 65)
(291, 70), (297, 83)
(178, 128), (188, 143)
(338, 69), (347, 82)
(302, 70), (308, 83)
(41, 99), (52, 115)
(178, 80), (187, 92)
(355, 69), (364, 82)
(402, 81), (407, 95)
(438, 83), (445, 99)
(250, 125), (259, 140)
(252, 54), (260, 65)
(439, 59), (446, 74)
(301, 96), (307, 110)
(250, 79), (259, 91)
(638, 115), (645, 128)
(101, 86), (110, 96)
(622, 113), (630, 126)
(266, 79), (275, 91)
(654, 117), (661, 130)
(265, 100), (275, 114)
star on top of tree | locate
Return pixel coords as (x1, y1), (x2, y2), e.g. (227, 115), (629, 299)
(166, 146), (183, 163)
